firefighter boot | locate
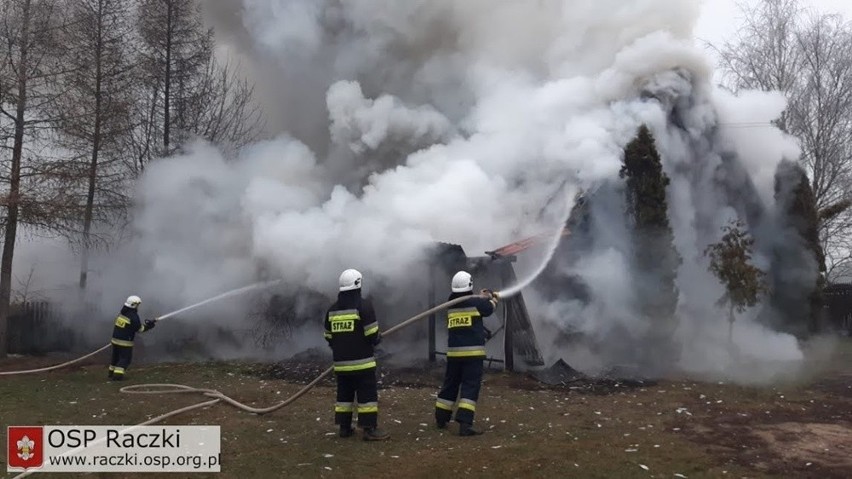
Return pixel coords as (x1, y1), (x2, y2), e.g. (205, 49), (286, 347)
(459, 423), (483, 437)
(362, 427), (390, 441)
(339, 424), (354, 438)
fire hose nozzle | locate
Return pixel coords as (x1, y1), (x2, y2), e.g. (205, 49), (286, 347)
(481, 289), (500, 300)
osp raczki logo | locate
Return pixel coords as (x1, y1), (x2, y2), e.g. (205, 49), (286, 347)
(18, 436), (35, 460)
(7, 426), (45, 470)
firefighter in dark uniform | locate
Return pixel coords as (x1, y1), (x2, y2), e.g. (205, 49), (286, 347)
(324, 269), (390, 441)
(435, 271), (499, 436)
(108, 295), (156, 381)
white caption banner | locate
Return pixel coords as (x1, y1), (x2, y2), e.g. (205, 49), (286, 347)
(8, 425), (220, 473)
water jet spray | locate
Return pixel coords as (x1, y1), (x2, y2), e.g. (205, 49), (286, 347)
(496, 225), (569, 299)
(0, 280), (282, 376)
(154, 279), (282, 321)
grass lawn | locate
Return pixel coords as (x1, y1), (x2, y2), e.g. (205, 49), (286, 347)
(1, 339), (851, 478)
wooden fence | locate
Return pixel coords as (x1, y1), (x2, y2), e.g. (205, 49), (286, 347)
(824, 284), (852, 335)
(7, 301), (72, 354)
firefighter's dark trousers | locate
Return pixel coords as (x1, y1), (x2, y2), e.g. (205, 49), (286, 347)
(335, 369), (379, 428)
(108, 345), (133, 378)
(435, 359), (483, 425)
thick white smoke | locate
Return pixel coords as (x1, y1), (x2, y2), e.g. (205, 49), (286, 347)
(33, 0), (808, 380)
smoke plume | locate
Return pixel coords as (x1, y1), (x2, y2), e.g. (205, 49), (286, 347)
(25, 0), (817, 382)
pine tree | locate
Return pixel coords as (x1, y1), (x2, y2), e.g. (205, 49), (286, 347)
(770, 160), (826, 336)
(620, 126), (681, 319)
(620, 125), (681, 370)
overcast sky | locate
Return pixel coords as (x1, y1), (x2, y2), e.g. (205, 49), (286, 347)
(695, 0), (852, 47)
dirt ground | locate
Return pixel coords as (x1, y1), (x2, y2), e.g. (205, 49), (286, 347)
(1, 340), (851, 478)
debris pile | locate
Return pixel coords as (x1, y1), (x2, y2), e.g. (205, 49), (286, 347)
(254, 356), (653, 395)
(258, 352), (445, 389)
(530, 359), (655, 394)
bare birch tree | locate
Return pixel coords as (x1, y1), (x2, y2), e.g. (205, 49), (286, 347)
(717, 0), (852, 280)
(795, 16), (852, 279)
(177, 57), (264, 154)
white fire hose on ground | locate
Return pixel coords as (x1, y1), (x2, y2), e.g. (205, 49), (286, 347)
(0, 280), (283, 377)
(0, 345), (112, 376)
(119, 293), (492, 416)
(5, 292), (500, 479)
(1, 292), (497, 418)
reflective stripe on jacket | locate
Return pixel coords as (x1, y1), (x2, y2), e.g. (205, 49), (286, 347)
(445, 293), (494, 360)
(111, 306), (145, 346)
(324, 291), (380, 373)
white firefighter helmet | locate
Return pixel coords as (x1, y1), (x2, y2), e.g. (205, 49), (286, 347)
(451, 271), (473, 293)
(124, 295), (142, 308)
(339, 269), (363, 291)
